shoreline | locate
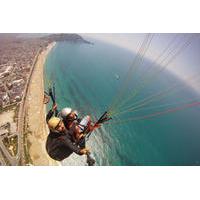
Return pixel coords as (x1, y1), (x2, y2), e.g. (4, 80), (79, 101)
(24, 42), (59, 165)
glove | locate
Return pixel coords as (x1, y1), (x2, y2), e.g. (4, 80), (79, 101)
(80, 148), (90, 155)
(89, 123), (101, 131)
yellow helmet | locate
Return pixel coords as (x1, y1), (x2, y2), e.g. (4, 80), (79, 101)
(48, 117), (61, 131)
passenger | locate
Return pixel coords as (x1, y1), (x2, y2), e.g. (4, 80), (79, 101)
(46, 104), (96, 165)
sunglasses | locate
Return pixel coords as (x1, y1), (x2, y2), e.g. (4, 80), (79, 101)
(55, 120), (63, 131)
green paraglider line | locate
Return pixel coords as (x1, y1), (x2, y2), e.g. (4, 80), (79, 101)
(111, 73), (200, 117)
(112, 34), (197, 114)
(108, 33), (154, 115)
(114, 34), (184, 110)
(126, 97), (200, 113)
(108, 101), (200, 125)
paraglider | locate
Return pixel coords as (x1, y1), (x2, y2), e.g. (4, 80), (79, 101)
(44, 33), (200, 166)
(44, 84), (112, 165)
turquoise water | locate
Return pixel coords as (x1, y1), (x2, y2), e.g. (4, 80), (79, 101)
(45, 39), (200, 166)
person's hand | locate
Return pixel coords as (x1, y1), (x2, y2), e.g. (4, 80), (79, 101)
(94, 123), (101, 129)
(89, 123), (101, 131)
(80, 148), (90, 155)
(52, 104), (57, 111)
(78, 133), (84, 140)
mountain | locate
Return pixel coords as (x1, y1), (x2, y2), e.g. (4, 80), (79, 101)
(43, 33), (92, 44)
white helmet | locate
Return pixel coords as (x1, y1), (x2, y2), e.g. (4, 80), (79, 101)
(59, 107), (72, 118)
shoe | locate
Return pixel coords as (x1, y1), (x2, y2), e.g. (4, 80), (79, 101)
(86, 153), (96, 166)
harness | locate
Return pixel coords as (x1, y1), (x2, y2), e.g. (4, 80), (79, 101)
(78, 111), (112, 145)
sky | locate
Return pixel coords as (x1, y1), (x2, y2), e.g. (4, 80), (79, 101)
(81, 33), (200, 93)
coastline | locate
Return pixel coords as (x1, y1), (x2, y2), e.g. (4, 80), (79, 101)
(24, 42), (59, 165)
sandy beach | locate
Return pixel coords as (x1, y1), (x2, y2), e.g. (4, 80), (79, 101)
(25, 42), (59, 165)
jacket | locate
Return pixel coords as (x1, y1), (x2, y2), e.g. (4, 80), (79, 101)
(46, 109), (82, 161)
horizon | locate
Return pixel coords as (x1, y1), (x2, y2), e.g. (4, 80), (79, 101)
(81, 33), (200, 94)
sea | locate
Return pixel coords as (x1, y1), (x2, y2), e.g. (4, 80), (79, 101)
(44, 38), (200, 166)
